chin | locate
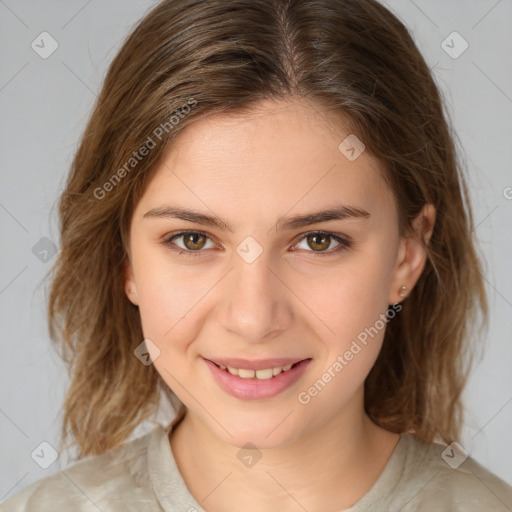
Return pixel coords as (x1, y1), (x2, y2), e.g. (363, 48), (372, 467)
(202, 408), (306, 451)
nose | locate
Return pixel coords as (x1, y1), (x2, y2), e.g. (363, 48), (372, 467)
(217, 250), (294, 343)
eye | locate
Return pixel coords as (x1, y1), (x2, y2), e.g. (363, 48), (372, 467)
(162, 230), (351, 257)
(292, 231), (351, 256)
(163, 231), (217, 256)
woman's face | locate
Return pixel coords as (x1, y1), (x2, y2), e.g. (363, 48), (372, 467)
(125, 97), (414, 448)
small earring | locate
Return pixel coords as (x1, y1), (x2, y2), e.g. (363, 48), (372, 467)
(398, 285), (407, 298)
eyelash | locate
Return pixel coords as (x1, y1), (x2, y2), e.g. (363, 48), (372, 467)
(162, 230), (352, 257)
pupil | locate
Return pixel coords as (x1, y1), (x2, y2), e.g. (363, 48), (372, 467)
(311, 234), (328, 251)
(187, 233), (203, 249)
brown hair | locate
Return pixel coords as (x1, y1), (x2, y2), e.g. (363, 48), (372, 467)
(47, 0), (488, 458)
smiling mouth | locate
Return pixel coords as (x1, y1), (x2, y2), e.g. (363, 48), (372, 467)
(210, 359), (309, 380)
(204, 357), (313, 399)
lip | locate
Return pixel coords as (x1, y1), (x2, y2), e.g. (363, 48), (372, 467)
(205, 357), (307, 371)
(203, 357), (312, 400)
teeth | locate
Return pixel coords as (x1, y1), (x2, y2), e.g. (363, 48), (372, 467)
(255, 368), (273, 380)
(222, 363), (297, 379)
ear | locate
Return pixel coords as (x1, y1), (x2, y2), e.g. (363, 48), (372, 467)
(123, 256), (139, 306)
(388, 203), (436, 304)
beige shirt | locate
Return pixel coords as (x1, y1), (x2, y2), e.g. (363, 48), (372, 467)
(1, 422), (511, 511)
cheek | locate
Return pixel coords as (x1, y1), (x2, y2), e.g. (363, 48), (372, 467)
(136, 276), (197, 342)
(303, 253), (393, 344)
(131, 243), (195, 328)
(298, 272), (391, 415)
(135, 271), (173, 336)
(133, 256), (216, 364)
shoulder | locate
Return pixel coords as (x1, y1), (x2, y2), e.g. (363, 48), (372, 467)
(397, 434), (512, 511)
(0, 426), (162, 512)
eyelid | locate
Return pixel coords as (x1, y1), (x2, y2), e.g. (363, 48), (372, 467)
(162, 229), (352, 257)
(162, 230), (219, 254)
(291, 231), (351, 254)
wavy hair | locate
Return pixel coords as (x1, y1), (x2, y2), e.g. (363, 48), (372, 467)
(46, 0), (488, 457)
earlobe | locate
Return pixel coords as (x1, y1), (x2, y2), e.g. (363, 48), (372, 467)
(388, 203), (436, 304)
(123, 259), (139, 306)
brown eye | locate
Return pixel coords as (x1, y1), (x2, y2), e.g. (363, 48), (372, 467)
(163, 231), (215, 256)
(293, 231), (351, 255)
(163, 230), (351, 258)
(306, 233), (331, 251)
(182, 232), (207, 250)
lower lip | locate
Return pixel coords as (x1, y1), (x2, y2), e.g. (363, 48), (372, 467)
(204, 358), (312, 400)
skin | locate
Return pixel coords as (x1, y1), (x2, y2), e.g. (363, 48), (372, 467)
(124, 97), (436, 512)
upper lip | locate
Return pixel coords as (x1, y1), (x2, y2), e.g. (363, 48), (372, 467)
(205, 357), (311, 371)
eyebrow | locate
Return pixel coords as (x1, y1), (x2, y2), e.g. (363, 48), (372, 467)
(143, 204), (370, 232)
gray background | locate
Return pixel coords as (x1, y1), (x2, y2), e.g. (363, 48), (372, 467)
(1, 0), (511, 502)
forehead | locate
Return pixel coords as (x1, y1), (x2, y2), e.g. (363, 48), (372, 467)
(164, 97), (357, 165)
(136, 98), (395, 225)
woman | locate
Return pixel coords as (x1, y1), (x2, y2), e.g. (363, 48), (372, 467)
(3, 0), (511, 510)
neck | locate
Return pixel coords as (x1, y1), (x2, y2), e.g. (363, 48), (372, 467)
(169, 390), (400, 512)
